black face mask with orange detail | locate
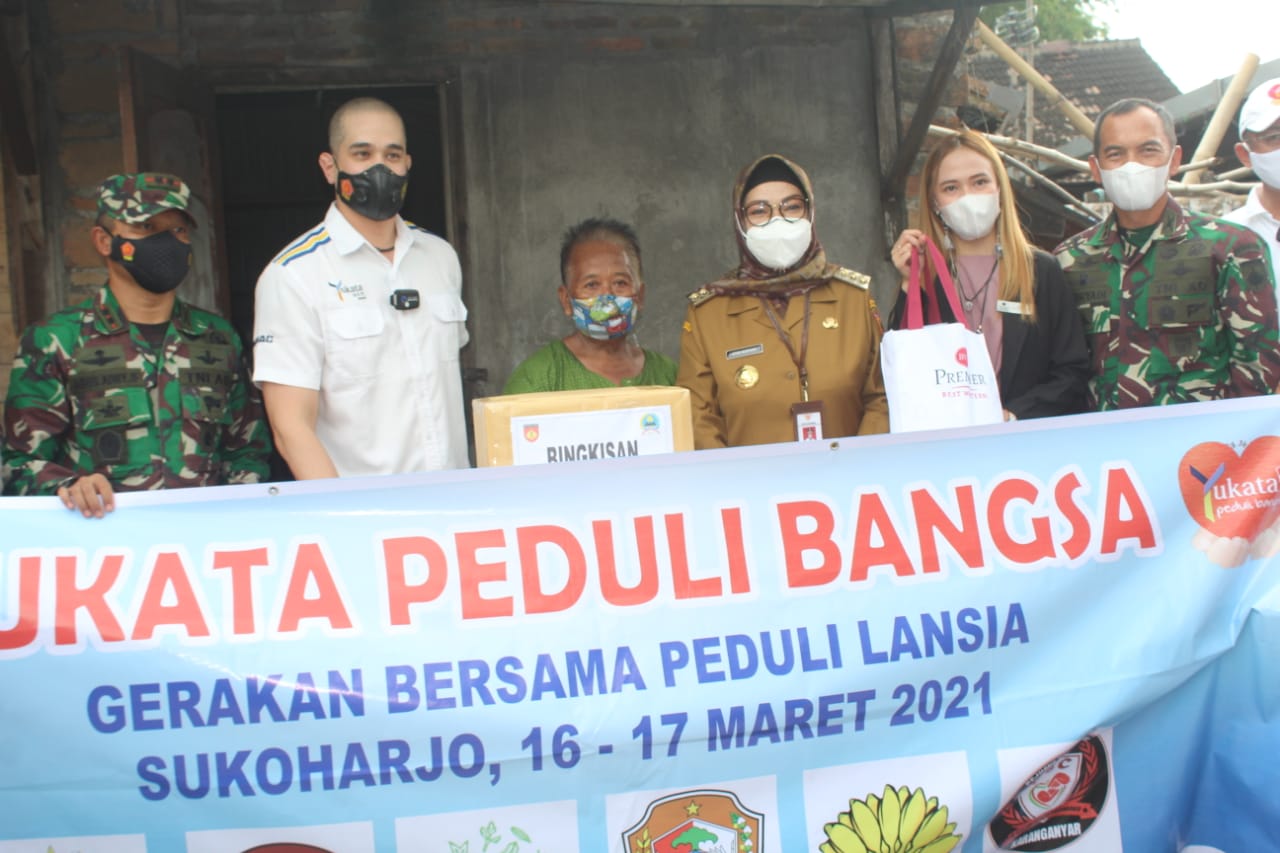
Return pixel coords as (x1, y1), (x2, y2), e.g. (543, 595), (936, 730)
(336, 163), (408, 221)
(109, 230), (193, 294)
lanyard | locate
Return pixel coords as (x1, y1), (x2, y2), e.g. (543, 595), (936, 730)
(759, 291), (813, 401)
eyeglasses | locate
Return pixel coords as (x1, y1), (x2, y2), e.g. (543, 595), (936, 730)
(741, 195), (809, 228)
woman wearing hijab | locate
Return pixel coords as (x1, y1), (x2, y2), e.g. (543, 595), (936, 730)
(887, 129), (1089, 420)
(677, 154), (889, 448)
(504, 217), (676, 393)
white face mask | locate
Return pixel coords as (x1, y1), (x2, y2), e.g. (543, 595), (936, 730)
(743, 217), (813, 271)
(936, 192), (1000, 241)
(1099, 159), (1172, 211)
(1247, 146), (1280, 188)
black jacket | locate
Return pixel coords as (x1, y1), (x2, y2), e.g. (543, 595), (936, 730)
(888, 249), (1090, 419)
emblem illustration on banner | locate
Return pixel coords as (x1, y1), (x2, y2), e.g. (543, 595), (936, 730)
(641, 412), (661, 434)
(523, 424), (540, 442)
(1178, 437), (1280, 566)
(242, 844), (334, 853)
(988, 734), (1110, 851)
(623, 789), (762, 853)
(820, 785), (960, 853)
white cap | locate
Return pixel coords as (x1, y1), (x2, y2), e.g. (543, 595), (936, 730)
(1239, 77), (1280, 138)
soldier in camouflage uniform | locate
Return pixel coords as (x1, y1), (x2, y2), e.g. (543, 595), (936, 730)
(1, 172), (271, 516)
(1055, 98), (1280, 410)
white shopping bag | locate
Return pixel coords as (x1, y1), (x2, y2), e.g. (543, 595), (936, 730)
(880, 238), (1003, 433)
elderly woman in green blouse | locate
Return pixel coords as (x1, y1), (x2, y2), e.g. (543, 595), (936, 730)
(503, 217), (676, 394)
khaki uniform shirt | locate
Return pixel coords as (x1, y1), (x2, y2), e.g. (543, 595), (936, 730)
(677, 270), (889, 449)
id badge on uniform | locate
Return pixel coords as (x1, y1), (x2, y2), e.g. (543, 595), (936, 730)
(792, 400), (825, 441)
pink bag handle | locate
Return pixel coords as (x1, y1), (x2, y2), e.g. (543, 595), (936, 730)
(905, 237), (969, 331)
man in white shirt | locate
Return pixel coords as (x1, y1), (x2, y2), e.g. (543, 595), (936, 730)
(1225, 78), (1280, 279)
(252, 97), (469, 478)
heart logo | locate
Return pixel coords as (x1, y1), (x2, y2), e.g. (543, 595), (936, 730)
(1178, 438), (1280, 542)
(1031, 771), (1071, 806)
(955, 347), (969, 367)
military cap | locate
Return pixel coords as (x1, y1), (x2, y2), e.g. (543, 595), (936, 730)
(97, 172), (192, 224)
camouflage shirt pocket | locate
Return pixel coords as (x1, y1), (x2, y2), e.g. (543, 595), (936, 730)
(1148, 251), (1215, 329)
(180, 385), (233, 472)
(1147, 293), (1214, 329)
(74, 386), (152, 468)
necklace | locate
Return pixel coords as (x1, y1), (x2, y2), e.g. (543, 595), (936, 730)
(375, 244), (395, 252)
(952, 255), (999, 332)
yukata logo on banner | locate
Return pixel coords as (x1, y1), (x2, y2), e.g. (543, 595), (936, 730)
(988, 735), (1110, 851)
(1178, 436), (1280, 567)
(623, 789), (762, 853)
(820, 784), (961, 853)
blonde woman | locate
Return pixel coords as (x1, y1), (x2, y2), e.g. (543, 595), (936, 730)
(888, 129), (1089, 419)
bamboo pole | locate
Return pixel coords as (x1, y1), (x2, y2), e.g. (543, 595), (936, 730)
(1184, 54), (1259, 185)
(927, 124), (1091, 173)
(1170, 178), (1259, 194)
(1173, 157), (1222, 176)
(999, 153), (1100, 224)
(974, 19), (1095, 138)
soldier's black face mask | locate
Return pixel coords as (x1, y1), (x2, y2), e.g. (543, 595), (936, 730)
(335, 163), (409, 221)
(109, 229), (193, 294)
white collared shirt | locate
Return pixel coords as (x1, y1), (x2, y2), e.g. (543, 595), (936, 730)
(1223, 187), (1280, 295)
(253, 204), (469, 476)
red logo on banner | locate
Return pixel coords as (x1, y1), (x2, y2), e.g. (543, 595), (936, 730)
(1178, 438), (1280, 542)
(989, 734), (1110, 850)
(523, 424), (540, 442)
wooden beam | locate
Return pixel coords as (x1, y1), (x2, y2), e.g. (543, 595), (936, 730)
(0, 28), (37, 175)
(870, 16), (904, 243)
(881, 3), (979, 202)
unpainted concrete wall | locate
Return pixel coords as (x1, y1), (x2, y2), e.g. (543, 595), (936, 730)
(461, 35), (890, 395)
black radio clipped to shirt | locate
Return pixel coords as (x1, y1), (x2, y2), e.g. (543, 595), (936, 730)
(390, 289), (420, 311)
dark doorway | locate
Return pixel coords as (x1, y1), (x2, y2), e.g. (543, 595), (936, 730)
(215, 86), (448, 480)
(215, 86), (448, 352)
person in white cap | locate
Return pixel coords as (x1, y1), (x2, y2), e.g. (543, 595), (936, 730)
(1225, 78), (1280, 279)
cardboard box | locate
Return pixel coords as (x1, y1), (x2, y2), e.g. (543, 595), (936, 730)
(473, 386), (693, 467)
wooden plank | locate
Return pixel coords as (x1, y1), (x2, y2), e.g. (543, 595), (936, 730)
(881, 3), (980, 202)
(0, 31), (36, 175)
(869, 16), (905, 244)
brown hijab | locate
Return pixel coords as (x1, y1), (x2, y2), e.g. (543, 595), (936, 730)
(709, 153), (831, 297)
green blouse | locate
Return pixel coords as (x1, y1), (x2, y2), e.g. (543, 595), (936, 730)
(503, 338), (677, 394)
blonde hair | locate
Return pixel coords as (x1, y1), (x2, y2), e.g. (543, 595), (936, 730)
(915, 129), (1036, 321)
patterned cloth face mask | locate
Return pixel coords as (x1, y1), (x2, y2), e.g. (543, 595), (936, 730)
(571, 294), (638, 340)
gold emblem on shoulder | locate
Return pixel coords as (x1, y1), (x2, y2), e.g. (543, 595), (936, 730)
(687, 287), (715, 307)
(832, 267), (871, 289)
(735, 364), (759, 389)
(822, 316), (838, 329)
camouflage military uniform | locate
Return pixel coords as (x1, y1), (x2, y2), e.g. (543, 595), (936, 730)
(1054, 198), (1280, 409)
(2, 285), (271, 494)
